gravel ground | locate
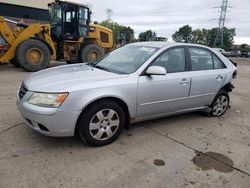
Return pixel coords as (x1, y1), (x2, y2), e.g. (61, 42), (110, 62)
(0, 59), (250, 188)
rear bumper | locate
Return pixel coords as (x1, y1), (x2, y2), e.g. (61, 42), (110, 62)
(17, 100), (80, 137)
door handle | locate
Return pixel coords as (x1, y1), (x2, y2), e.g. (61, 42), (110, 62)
(216, 75), (223, 81)
(180, 78), (189, 85)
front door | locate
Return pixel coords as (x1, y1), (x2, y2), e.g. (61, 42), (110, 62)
(137, 47), (191, 117)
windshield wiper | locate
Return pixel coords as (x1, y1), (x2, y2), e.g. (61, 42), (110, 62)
(90, 64), (112, 72)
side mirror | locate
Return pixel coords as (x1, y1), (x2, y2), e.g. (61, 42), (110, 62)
(146, 66), (166, 76)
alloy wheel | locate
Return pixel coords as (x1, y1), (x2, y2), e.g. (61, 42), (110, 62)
(212, 95), (229, 116)
(89, 109), (120, 141)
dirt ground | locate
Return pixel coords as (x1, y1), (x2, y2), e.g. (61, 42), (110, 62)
(0, 59), (250, 188)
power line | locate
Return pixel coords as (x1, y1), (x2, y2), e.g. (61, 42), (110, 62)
(105, 8), (113, 21)
(213, 0), (230, 47)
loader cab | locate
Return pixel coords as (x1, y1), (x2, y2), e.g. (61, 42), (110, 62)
(49, 1), (91, 41)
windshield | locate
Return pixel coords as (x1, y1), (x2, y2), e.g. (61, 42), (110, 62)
(92, 45), (158, 74)
(49, 3), (62, 25)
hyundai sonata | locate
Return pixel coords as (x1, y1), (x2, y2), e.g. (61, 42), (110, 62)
(17, 42), (237, 146)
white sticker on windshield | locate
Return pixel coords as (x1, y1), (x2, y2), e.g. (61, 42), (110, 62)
(139, 47), (156, 53)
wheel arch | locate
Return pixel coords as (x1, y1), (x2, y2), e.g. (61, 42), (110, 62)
(81, 39), (97, 47)
(29, 37), (53, 55)
(220, 82), (234, 93)
(74, 96), (131, 136)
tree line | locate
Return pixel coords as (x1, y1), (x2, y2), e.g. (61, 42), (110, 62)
(100, 20), (236, 50)
(172, 25), (236, 50)
(99, 20), (166, 45)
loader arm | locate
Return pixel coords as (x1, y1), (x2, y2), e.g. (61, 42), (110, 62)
(0, 16), (56, 63)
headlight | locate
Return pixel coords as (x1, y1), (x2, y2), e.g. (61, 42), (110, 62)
(28, 92), (68, 108)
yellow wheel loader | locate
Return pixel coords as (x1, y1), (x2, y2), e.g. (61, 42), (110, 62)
(0, 0), (113, 72)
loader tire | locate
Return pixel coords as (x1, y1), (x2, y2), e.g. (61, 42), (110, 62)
(16, 39), (51, 72)
(9, 57), (21, 68)
(80, 43), (104, 63)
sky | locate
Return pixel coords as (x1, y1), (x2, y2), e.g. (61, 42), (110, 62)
(2, 0), (250, 44)
(85, 0), (250, 45)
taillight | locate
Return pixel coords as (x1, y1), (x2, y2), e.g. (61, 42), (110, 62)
(0, 44), (4, 51)
(233, 70), (237, 79)
(229, 59), (237, 67)
(0, 36), (6, 52)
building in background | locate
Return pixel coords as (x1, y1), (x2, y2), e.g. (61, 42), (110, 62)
(0, 0), (51, 9)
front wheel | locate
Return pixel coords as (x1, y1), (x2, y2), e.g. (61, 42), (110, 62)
(78, 100), (125, 146)
(79, 43), (104, 63)
(16, 39), (51, 72)
(209, 90), (230, 117)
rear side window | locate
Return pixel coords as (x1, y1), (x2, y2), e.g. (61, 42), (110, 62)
(189, 48), (213, 71)
(189, 48), (226, 71)
(213, 55), (226, 69)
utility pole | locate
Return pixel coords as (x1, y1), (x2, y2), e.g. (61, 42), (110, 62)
(213, 0), (230, 47)
(105, 8), (113, 21)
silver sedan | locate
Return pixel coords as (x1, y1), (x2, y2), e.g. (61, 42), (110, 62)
(17, 42), (237, 146)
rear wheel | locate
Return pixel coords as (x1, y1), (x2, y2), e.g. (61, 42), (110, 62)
(78, 100), (125, 146)
(79, 43), (104, 63)
(16, 39), (51, 72)
(66, 61), (76, 64)
(209, 90), (229, 117)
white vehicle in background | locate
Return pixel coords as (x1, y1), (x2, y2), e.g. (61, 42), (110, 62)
(213, 48), (232, 57)
(213, 48), (226, 54)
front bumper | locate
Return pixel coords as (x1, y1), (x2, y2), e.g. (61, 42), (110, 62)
(17, 94), (80, 137)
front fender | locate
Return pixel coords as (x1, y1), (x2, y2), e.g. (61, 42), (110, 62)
(59, 86), (138, 119)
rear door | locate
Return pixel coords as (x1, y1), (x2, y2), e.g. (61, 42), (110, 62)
(137, 47), (191, 117)
(187, 47), (228, 108)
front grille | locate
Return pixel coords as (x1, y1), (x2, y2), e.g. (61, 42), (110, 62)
(19, 84), (28, 100)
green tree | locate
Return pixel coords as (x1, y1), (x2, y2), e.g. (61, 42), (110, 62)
(99, 20), (134, 44)
(192, 29), (210, 45)
(120, 26), (134, 44)
(240, 43), (249, 52)
(205, 28), (216, 47)
(211, 28), (236, 50)
(138, 30), (157, 41)
(172, 25), (193, 43)
(173, 25), (236, 50)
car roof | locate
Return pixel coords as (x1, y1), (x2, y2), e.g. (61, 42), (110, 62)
(128, 42), (173, 48)
(128, 42), (214, 50)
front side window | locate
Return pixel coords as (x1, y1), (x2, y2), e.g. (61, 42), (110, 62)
(79, 7), (88, 25)
(93, 45), (158, 74)
(49, 3), (62, 36)
(79, 7), (89, 36)
(65, 11), (76, 22)
(152, 48), (186, 73)
(50, 3), (62, 25)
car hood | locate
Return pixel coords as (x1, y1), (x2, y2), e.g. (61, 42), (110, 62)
(23, 64), (127, 92)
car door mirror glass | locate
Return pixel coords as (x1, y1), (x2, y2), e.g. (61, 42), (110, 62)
(146, 66), (167, 75)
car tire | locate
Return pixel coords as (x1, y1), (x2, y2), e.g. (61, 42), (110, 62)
(79, 43), (104, 63)
(78, 100), (126, 146)
(209, 90), (230, 117)
(66, 61), (77, 64)
(16, 39), (51, 72)
(9, 57), (21, 67)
